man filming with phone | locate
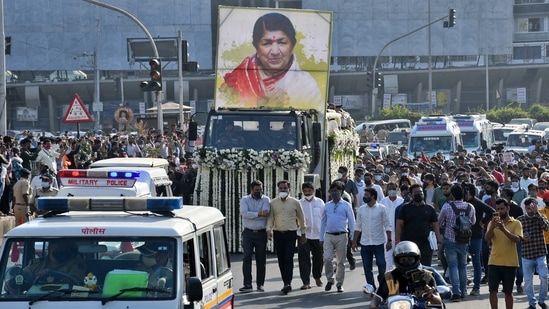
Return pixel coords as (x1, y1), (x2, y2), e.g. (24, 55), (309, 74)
(485, 198), (523, 309)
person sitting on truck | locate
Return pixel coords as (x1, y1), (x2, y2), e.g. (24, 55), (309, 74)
(217, 122), (244, 148)
(24, 240), (87, 284)
(273, 121), (297, 149)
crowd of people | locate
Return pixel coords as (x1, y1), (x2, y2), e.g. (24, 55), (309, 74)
(0, 127), (199, 220)
(238, 147), (549, 309)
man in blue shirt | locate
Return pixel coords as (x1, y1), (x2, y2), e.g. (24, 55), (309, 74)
(239, 180), (270, 293)
(320, 181), (355, 293)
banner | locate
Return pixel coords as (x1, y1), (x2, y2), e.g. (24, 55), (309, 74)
(215, 6), (332, 112)
(16, 107), (38, 122)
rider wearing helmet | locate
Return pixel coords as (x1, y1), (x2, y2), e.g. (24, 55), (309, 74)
(369, 241), (442, 308)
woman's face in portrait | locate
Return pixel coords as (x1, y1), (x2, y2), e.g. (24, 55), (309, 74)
(256, 30), (294, 75)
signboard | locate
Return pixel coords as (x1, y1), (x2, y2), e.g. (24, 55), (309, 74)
(502, 151), (515, 164)
(417, 124), (446, 131)
(382, 94), (391, 109)
(517, 87), (527, 104)
(60, 178), (137, 187)
(63, 94), (93, 123)
(16, 107), (38, 122)
(215, 6), (332, 112)
(341, 95), (363, 110)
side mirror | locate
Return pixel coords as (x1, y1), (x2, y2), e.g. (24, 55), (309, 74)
(186, 277), (203, 302)
(436, 285), (452, 300)
(188, 122), (198, 141)
(312, 123), (322, 142)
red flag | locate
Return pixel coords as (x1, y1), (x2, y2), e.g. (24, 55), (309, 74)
(421, 151), (431, 164)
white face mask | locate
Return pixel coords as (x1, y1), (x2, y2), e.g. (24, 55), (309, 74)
(191, 164), (198, 169)
(511, 182), (519, 189)
(337, 172), (343, 179)
(41, 181), (50, 188)
(279, 192), (289, 199)
(388, 190), (397, 197)
(304, 194), (314, 201)
(401, 172), (408, 177)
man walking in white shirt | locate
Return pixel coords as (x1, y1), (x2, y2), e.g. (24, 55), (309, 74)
(352, 187), (392, 290)
(379, 182), (403, 270)
(297, 182), (325, 289)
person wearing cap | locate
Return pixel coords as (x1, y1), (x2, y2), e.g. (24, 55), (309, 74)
(24, 240), (87, 284)
(30, 165), (58, 191)
(31, 174), (59, 208)
(12, 168), (33, 225)
(134, 241), (175, 283)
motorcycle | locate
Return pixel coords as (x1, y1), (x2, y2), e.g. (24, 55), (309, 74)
(362, 283), (451, 309)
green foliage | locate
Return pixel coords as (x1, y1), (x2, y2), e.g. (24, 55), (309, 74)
(373, 106), (425, 124)
(479, 105), (528, 124)
(527, 104), (549, 122)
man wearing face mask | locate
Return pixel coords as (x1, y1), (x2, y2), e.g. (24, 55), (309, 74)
(373, 170), (387, 196)
(297, 182), (325, 290)
(504, 173), (528, 206)
(25, 240), (87, 284)
(364, 172), (385, 202)
(517, 198), (549, 309)
(239, 180), (271, 293)
(389, 162), (417, 186)
(352, 188), (392, 290)
(395, 184), (441, 266)
(31, 174), (59, 208)
(380, 182), (404, 270)
(320, 181), (355, 293)
(267, 180), (306, 295)
(35, 138), (65, 176)
(354, 167), (366, 206)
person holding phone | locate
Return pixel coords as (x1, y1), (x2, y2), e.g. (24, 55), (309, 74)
(485, 198), (523, 309)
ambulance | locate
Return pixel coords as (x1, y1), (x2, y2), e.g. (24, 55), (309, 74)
(505, 128), (546, 154)
(452, 114), (495, 153)
(0, 196), (234, 309)
(408, 116), (463, 159)
(57, 167), (173, 198)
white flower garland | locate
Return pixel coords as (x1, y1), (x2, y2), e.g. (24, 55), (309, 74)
(193, 133), (358, 252)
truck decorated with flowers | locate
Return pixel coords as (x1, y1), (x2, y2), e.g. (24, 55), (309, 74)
(189, 6), (359, 252)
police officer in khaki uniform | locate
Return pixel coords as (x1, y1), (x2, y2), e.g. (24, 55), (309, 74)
(33, 173), (59, 200)
(12, 168), (32, 225)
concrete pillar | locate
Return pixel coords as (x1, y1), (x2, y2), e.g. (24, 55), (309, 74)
(416, 82), (423, 103)
(48, 95), (56, 132)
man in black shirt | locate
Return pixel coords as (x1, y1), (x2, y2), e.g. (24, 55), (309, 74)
(396, 184), (441, 266)
(463, 182), (494, 296)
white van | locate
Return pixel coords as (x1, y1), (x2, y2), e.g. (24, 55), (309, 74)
(505, 128), (546, 154)
(493, 123), (528, 145)
(57, 167), (173, 197)
(0, 197), (234, 309)
(408, 116), (463, 159)
(354, 119), (412, 134)
(452, 114), (495, 153)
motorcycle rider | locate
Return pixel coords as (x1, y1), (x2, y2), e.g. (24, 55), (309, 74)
(369, 241), (443, 308)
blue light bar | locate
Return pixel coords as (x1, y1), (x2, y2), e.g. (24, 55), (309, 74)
(37, 197), (183, 212)
(108, 171), (140, 178)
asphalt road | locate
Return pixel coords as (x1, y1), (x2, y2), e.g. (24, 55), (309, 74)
(230, 250), (543, 309)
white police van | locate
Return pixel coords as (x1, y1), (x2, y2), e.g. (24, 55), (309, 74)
(0, 197), (234, 309)
(57, 168), (173, 198)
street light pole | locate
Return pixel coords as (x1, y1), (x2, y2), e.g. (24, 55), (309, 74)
(371, 14), (448, 116)
(82, 0), (162, 131)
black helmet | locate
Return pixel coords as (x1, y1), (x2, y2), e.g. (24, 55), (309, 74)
(393, 241), (421, 273)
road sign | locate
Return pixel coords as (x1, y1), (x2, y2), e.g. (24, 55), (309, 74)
(63, 94), (93, 123)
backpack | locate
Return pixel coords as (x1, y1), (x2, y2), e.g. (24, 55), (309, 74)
(449, 202), (472, 243)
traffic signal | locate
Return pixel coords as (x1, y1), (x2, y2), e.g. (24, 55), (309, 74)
(140, 58), (162, 92)
(182, 40), (188, 64)
(449, 9), (456, 27)
(374, 72), (383, 89)
(5, 36), (11, 55)
(366, 71), (373, 89)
